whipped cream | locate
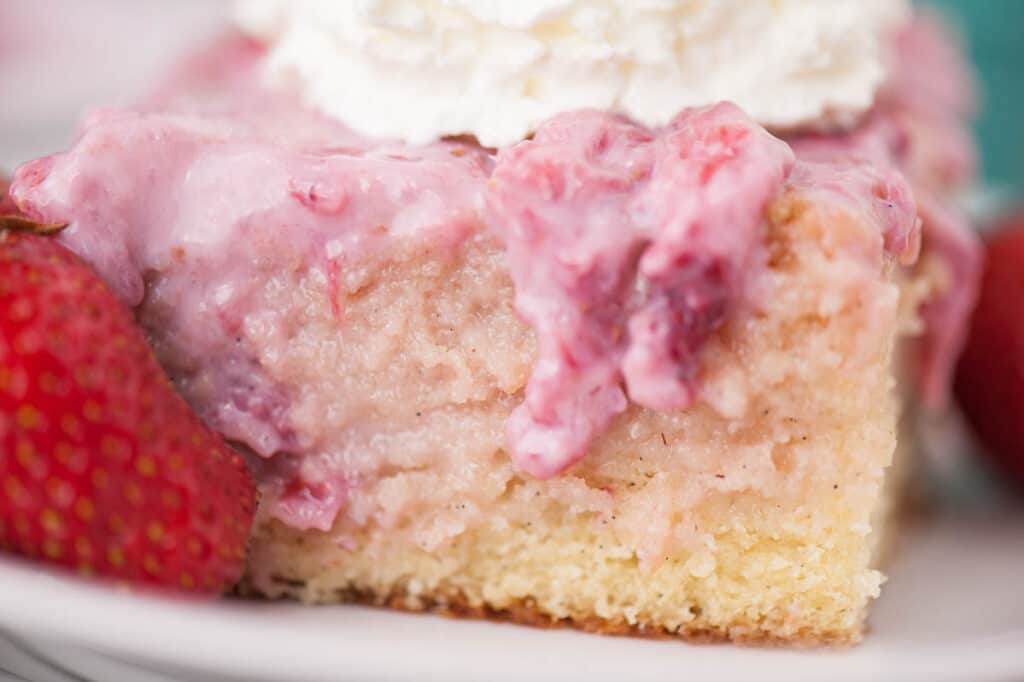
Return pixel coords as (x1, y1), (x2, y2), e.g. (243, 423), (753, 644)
(236, 0), (909, 147)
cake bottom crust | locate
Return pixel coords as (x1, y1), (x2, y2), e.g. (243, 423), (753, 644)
(242, 479), (893, 648)
(310, 587), (861, 647)
(243, 470), (909, 648)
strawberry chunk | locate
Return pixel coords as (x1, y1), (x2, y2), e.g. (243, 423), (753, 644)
(0, 230), (257, 592)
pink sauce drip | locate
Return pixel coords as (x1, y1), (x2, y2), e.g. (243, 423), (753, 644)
(489, 104), (794, 478)
(251, 453), (350, 532)
(788, 116), (921, 267)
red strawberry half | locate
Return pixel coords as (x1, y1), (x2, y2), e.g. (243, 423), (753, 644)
(954, 210), (1024, 488)
(0, 225), (257, 592)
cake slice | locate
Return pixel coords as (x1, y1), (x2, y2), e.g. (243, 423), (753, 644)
(7, 9), (979, 644)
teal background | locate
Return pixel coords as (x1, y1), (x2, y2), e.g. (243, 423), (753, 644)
(925, 0), (1024, 193)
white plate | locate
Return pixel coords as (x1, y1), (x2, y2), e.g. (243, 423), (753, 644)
(0, 514), (1022, 682)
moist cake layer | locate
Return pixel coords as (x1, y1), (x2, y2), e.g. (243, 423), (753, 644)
(6, 13), (980, 643)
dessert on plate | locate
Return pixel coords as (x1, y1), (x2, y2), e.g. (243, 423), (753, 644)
(5, 0), (981, 644)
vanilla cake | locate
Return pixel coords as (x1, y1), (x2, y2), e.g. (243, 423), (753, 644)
(7, 2), (980, 644)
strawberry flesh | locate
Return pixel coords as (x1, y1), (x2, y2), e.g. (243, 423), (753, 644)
(0, 230), (257, 592)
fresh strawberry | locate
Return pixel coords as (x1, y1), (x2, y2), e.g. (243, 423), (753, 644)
(0, 227), (257, 592)
(954, 210), (1024, 488)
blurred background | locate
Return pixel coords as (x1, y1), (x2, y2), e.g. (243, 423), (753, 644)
(926, 0), (1024, 197)
(0, 0), (226, 167)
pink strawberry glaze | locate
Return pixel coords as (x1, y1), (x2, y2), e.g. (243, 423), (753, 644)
(489, 105), (794, 478)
